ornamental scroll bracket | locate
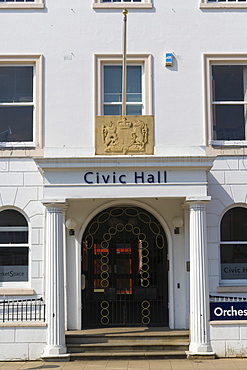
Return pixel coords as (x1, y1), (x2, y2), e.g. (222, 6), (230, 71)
(95, 115), (154, 155)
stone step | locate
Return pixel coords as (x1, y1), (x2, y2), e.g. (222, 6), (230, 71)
(67, 341), (189, 353)
(67, 336), (189, 344)
(69, 351), (188, 360)
(66, 330), (189, 344)
(66, 329), (189, 361)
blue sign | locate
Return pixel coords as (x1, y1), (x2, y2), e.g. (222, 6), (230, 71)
(165, 53), (173, 67)
(210, 301), (247, 321)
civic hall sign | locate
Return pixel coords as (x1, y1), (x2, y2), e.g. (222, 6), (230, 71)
(82, 170), (167, 185)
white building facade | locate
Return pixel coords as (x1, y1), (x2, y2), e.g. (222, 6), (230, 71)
(0, 0), (247, 360)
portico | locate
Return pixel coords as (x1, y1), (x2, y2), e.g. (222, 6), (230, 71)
(36, 156), (215, 358)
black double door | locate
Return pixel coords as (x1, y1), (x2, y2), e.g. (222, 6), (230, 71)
(81, 207), (168, 328)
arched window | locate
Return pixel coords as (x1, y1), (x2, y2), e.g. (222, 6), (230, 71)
(0, 209), (29, 283)
(220, 207), (247, 282)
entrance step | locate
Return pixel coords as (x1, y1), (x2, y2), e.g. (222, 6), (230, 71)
(66, 328), (189, 360)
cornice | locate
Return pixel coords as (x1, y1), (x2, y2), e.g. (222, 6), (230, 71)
(35, 156), (216, 172)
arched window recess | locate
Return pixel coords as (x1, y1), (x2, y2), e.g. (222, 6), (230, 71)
(0, 209), (29, 284)
(220, 206), (247, 285)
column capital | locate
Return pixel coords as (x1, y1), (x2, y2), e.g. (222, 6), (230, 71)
(186, 196), (211, 204)
(42, 200), (68, 211)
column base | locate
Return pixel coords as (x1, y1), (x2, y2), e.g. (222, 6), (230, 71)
(187, 342), (215, 358)
(186, 351), (216, 360)
(42, 345), (70, 361)
(42, 354), (70, 362)
(189, 341), (214, 353)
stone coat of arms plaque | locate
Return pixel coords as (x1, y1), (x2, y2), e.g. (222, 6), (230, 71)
(95, 115), (154, 155)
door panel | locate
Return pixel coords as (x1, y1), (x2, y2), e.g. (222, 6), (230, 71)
(81, 207), (168, 328)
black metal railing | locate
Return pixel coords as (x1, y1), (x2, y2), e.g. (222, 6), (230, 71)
(0, 298), (46, 322)
(210, 294), (247, 302)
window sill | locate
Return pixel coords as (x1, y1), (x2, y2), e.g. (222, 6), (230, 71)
(0, 4), (44, 9)
(0, 288), (35, 296)
(209, 140), (247, 147)
(0, 148), (44, 157)
(200, 3), (247, 9)
(0, 322), (46, 327)
(217, 286), (247, 293)
(92, 3), (152, 9)
(210, 320), (247, 325)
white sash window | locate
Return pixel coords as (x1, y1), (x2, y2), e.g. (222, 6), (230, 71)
(0, 0), (44, 8)
(204, 54), (247, 147)
(220, 207), (247, 285)
(0, 210), (29, 286)
(95, 54), (152, 116)
(93, 0), (152, 9)
(201, 0), (247, 7)
(0, 55), (42, 149)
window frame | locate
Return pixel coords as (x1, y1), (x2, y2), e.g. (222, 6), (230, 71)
(219, 206), (247, 287)
(200, 0), (247, 9)
(0, 208), (30, 288)
(0, 55), (42, 150)
(0, 0), (44, 9)
(92, 0), (152, 9)
(95, 54), (152, 116)
(204, 54), (247, 147)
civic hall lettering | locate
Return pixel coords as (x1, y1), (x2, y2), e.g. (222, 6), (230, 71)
(83, 171), (167, 185)
(221, 263), (247, 279)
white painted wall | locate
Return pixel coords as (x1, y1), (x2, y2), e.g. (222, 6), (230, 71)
(0, 0), (244, 157)
(0, 0), (246, 359)
(0, 326), (46, 361)
(210, 323), (247, 357)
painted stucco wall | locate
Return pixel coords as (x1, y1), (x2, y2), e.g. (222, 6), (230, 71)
(0, 0), (246, 360)
(0, 0), (245, 156)
(0, 326), (46, 361)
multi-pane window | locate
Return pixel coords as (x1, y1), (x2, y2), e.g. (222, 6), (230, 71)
(201, 0), (247, 7)
(0, 56), (42, 148)
(0, 210), (29, 283)
(101, 0), (142, 2)
(220, 207), (247, 284)
(103, 65), (143, 115)
(211, 65), (247, 141)
(0, 0), (35, 2)
(95, 54), (152, 116)
(0, 0), (44, 7)
(93, 0), (152, 8)
(204, 55), (247, 145)
(208, 0), (246, 2)
(0, 66), (34, 143)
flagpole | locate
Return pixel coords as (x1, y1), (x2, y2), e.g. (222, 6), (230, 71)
(122, 8), (128, 116)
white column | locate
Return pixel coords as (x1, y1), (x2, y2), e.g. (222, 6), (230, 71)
(42, 202), (69, 359)
(187, 200), (214, 355)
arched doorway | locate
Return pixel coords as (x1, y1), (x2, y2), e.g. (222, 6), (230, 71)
(81, 206), (168, 328)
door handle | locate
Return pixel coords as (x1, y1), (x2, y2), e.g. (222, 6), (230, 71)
(81, 274), (86, 290)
